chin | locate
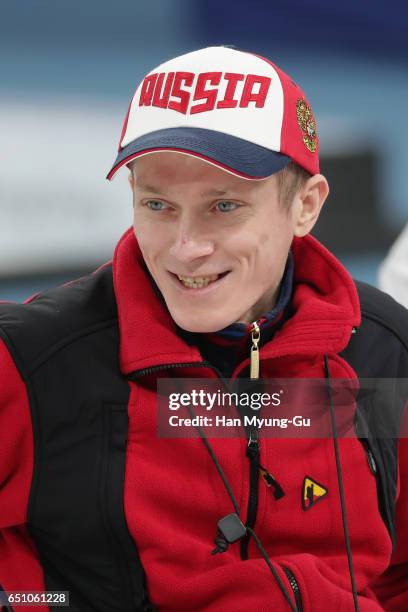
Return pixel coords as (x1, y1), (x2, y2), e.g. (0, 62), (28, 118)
(172, 314), (230, 334)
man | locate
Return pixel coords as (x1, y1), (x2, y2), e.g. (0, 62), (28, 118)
(0, 46), (407, 611)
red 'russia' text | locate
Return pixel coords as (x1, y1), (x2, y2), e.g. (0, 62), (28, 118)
(138, 72), (271, 115)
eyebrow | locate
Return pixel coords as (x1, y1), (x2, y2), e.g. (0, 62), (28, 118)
(135, 182), (165, 195)
(202, 188), (231, 197)
(135, 182), (234, 198)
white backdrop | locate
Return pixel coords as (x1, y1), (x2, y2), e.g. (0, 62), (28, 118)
(0, 96), (132, 275)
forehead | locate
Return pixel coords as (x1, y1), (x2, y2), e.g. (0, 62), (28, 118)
(131, 152), (278, 196)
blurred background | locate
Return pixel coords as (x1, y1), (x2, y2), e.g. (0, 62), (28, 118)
(1, 0), (407, 301)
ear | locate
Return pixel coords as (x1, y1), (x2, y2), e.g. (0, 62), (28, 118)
(293, 174), (329, 238)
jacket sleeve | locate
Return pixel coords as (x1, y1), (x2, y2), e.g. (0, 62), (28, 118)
(0, 337), (33, 528)
(0, 336), (48, 606)
(369, 437), (408, 611)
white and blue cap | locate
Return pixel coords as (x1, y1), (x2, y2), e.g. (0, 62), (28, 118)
(107, 46), (319, 181)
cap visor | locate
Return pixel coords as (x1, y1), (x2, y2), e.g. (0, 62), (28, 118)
(107, 127), (290, 180)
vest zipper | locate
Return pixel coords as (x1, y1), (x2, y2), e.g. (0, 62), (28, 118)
(282, 567), (303, 611)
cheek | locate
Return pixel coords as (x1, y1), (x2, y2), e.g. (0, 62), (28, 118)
(136, 232), (178, 281)
(252, 231), (290, 277)
(258, 232), (269, 246)
(262, 219), (293, 253)
(225, 233), (269, 271)
(252, 233), (276, 263)
(133, 227), (157, 268)
(133, 216), (166, 254)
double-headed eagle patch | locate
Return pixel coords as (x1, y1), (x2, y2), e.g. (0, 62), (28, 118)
(296, 99), (318, 153)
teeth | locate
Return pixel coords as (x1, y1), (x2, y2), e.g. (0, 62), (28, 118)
(177, 274), (219, 289)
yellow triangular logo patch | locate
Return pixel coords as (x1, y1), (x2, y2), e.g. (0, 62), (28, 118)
(302, 476), (328, 510)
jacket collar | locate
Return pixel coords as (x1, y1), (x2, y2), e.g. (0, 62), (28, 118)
(113, 228), (361, 375)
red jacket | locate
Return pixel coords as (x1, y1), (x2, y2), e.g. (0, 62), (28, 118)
(0, 228), (407, 611)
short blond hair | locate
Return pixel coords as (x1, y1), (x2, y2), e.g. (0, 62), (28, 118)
(276, 161), (311, 209)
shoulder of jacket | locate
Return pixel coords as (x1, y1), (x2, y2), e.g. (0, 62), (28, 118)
(0, 263), (117, 374)
(355, 280), (408, 350)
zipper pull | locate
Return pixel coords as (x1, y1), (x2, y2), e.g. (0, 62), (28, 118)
(258, 463), (285, 500)
(250, 321), (261, 379)
(246, 429), (259, 460)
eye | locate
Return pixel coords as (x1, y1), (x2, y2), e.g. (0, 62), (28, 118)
(215, 201), (239, 213)
(145, 200), (168, 211)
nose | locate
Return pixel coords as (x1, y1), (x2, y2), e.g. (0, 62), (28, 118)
(169, 229), (215, 264)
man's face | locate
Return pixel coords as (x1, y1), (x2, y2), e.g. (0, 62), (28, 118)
(131, 152), (299, 333)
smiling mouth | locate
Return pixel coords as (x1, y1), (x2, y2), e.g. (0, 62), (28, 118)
(174, 271), (230, 289)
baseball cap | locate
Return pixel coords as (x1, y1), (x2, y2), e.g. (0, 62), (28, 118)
(107, 46), (319, 181)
